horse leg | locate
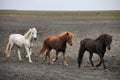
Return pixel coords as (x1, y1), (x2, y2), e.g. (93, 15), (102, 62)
(89, 52), (94, 67)
(25, 47), (32, 63)
(52, 51), (59, 62)
(17, 48), (22, 61)
(96, 53), (106, 69)
(47, 50), (54, 64)
(96, 53), (104, 67)
(26, 48), (32, 57)
(63, 51), (68, 66)
(42, 49), (51, 63)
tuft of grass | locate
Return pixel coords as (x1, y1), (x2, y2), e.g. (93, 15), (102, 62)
(114, 57), (120, 61)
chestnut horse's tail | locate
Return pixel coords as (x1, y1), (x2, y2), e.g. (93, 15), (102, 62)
(78, 39), (89, 68)
(39, 42), (47, 57)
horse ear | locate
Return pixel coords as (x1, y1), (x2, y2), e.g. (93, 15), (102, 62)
(104, 34), (108, 38)
(29, 28), (32, 31)
(66, 32), (69, 35)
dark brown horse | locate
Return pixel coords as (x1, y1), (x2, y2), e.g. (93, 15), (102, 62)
(78, 34), (112, 69)
(39, 32), (73, 66)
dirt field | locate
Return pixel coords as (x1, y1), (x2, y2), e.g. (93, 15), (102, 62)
(0, 11), (120, 80)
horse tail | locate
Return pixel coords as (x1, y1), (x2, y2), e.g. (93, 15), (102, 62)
(78, 39), (87, 68)
(5, 40), (11, 55)
(39, 41), (47, 57)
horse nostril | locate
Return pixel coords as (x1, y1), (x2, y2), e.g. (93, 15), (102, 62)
(108, 47), (111, 50)
(70, 43), (73, 46)
(34, 38), (37, 41)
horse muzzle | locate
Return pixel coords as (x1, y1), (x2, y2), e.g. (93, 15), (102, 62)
(108, 47), (111, 50)
(107, 46), (111, 50)
(34, 38), (37, 41)
(69, 43), (73, 46)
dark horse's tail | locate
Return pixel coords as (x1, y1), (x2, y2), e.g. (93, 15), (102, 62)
(78, 38), (89, 68)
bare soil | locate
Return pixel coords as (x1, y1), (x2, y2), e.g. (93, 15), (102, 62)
(0, 15), (120, 80)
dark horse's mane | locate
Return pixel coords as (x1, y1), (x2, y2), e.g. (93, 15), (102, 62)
(95, 34), (105, 41)
(96, 34), (112, 47)
(95, 34), (107, 41)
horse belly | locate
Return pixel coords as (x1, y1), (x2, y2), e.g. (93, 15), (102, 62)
(85, 42), (96, 53)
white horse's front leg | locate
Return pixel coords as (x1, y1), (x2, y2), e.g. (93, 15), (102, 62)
(18, 49), (22, 61)
(25, 47), (33, 63)
(26, 48), (32, 57)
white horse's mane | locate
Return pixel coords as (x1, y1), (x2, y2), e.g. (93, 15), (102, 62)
(24, 29), (31, 39)
(24, 28), (37, 39)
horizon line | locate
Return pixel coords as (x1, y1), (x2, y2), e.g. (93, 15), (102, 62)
(0, 9), (120, 12)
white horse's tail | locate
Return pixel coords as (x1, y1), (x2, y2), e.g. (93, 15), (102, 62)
(5, 41), (11, 54)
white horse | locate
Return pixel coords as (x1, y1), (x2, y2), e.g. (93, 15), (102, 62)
(5, 28), (37, 63)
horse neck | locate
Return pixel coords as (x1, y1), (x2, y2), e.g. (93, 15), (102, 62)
(24, 30), (32, 42)
(58, 36), (67, 45)
(96, 38), (106, 51)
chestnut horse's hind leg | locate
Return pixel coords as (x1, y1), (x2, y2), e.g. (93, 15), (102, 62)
(42, 49), (52, 64)
(52, 51), (59, 62)
(63, 51), (68, 66)
(48, 50), (54, 64)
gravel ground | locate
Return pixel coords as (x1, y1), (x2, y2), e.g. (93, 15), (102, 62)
(0, 15), (120, 80)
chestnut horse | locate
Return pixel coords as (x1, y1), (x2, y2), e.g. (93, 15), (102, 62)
(78, 34), (112, 69)
(39, 32), (73, 66)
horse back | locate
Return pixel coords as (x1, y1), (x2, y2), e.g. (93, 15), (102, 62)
(81, 38), (96, 52)
(81, 38), (91, 46)
(43, 36), (66, 51)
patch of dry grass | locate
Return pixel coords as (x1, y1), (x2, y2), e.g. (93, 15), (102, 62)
(0, 10), (120, 18)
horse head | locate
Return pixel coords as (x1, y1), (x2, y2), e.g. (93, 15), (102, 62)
(104, 34), (112, 50)
(31, 28), (37, 41)
(66, 32), (73, 46)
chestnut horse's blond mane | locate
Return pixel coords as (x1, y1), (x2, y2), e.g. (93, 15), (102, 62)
(58, 32), (73, 39)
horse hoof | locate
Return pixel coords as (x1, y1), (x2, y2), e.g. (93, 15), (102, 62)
(20, 60), (24, 62)
(52, 59), (56, 62)
(29, 61), (33, 63)
(64, 64), (68, 66)
(6, 57), (10, 59)
(96, 65), (100, 67)
(104, 68), (108, 71)
(92, 67), (96, 70)
(26, 55), (28, 57)
(39, 54), (44, 58)
(51, 61), (54, 64)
